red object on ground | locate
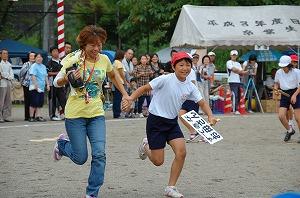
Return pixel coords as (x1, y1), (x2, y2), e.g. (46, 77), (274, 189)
(224, 89), (232, 114)
(238, 87), (248, 115)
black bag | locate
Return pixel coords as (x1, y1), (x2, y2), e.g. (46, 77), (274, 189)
(66, 64), (84, 89)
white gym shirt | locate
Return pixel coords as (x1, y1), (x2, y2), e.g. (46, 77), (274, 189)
(149, 73), (202, 119)
(274, 68), (300, 90)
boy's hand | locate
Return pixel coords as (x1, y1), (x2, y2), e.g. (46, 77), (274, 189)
(208, 116), (220, 126)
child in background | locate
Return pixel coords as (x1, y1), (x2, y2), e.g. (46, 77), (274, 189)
(127, 78), (138, 117)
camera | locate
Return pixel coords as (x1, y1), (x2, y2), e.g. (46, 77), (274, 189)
(66, 64), (84, 89)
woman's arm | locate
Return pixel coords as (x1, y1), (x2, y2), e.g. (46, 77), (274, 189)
(117, 67), (126, 84)
(107, 69), (128, 97)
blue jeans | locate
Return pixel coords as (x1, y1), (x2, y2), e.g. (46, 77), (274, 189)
(58, 116), (106, 197)
(229, 83), (242, 112)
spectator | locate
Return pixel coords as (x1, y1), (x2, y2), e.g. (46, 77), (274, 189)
(28, 53), (50, 122)
(133, 55), (153, 117)
(163, 49), (177, 74)
(149, 53), (164, 79)
(226, 50), (248, 115)
(0, 49), (14, 122)
(64, 42), (72, 56)
(128, 78), (138, 117)
(199, 55), (212, 103)
(132, 56), (138, 67)
(207, 51), (216, 86)
(112, 50), (126, 118)
(47, 46), (66, 121)
(122, 48), (134, 83)
(242, 54), (258, 113)
(19, 51), (36, 121)
(264, 68), (277, 97)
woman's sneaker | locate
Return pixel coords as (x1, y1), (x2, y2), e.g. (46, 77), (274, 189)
(138, 138), (148, 160)
(53, 133), (69, 161)
(164, 186), (184, 198)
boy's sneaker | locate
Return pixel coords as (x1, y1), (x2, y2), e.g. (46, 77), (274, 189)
(53, 133), (69, 161)
(164, 186), (184, 198)
(139, 113), (144, 118)
(138, 138), (148, 160)
(283, 129), (295, 142)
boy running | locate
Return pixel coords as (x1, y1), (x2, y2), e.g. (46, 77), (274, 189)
(122, 52), (218, 197)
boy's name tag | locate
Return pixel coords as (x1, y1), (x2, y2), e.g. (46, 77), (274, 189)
(181, 110), (223, 144)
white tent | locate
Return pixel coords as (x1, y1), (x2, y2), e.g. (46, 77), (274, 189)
(170, 5), (300, 48)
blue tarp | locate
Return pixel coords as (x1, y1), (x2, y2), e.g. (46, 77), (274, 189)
(101, 50), (115, 64)
(0, 39), (48, 62)
(240, 49), (282, 62)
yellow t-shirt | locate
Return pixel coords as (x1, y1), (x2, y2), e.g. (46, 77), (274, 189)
(113, 60), (125, 84)
(60, 51), (112, 118)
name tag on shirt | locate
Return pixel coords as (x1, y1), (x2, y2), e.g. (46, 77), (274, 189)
(181, 110), (223, 144)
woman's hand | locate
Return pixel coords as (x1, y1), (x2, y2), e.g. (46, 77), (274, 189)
(73, 68), (82, 80)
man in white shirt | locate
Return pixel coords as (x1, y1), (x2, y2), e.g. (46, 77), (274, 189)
(226, 50), (248, 115)
(0, 49), (14, 122)
(122, 48), (134, 84)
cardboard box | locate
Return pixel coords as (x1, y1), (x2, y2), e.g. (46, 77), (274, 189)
(261, 99), (279, 113)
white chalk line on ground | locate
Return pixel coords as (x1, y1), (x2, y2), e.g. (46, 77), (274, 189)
(0, 113), (276, 130)
(29, 137), (58, 142)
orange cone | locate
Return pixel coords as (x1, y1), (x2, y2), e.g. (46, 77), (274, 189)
(238, 87), (248, 115)
(224, 89), (232, 114)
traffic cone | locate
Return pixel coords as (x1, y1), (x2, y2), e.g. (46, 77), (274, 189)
(238, 87), (248, 115)
(224, 88), (232, 114)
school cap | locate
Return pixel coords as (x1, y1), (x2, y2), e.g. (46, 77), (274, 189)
(208, 51), (216, 56)
(171, 52), (192, 66)
(278, 55), (291, 67)
(290, 54), (298, 62)
(230, 50), (238, 56)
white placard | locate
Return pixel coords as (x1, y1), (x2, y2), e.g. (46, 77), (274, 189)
(181, 110), (223, 144)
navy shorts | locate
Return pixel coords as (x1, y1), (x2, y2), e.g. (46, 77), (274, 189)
(30, 90), (44, 108)
(181, 100), (199, 113)
(280, 88), (300, 109)
(146, 113), (184, 150)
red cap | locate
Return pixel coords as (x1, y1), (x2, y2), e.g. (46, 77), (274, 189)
(290, 54), (298, 62)
(171, 52), (192, 66)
